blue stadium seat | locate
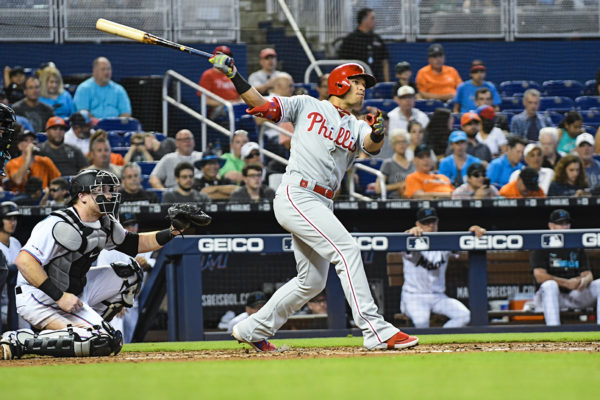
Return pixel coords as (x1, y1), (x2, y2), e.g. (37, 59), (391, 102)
(364, 87), (374, 100)
(581, 110), (600, 125)
(414, 99), (444, 113)
(539, 96), (575, 112)
(363, 99), (396, 113)
(354, 158), (383, 194)
(293, 83), (319, 98)
(496, 111), (514, 126)
(141, 174), (151, 189)
(107, 131), (129, 148)
(371, 82), (396, 99)
(498, 80), (540, 97)
(153, 132), (166, 142)
(0, 191), (15, 201)
(137, 161), (157, 175)
(583, 125), (597, 136)
(575, 96), (600, 110)
(547, 111), (564, 125)
(36, 133), (47, 143)
(63, 83), (77, 97)
(499, 97), (524, 111)
(583, 80), (597, 96)
(232, 103), (248, 120)
(96, 117), (142, 132)
(445, 99), (456, 111)
(235, 114), (259, 142)
(542, 80), (584, 99)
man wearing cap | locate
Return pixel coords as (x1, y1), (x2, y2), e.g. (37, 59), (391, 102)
(402, 207), (486, 328)
(338, 8), (390, 82)
(475, 105), (507, 158)
(11, 76), (55, 133)
(405, 144), (454, 199)
(456, 111), (492, 163)
(388, 86), (430, 134)
(415, 43), (462, 101)
(392, 62), (418, 99)
(219, 130), (249, 184)
(509, 143), (554, 194)
(510, 89), (553, 141)
(162, 162), (210, 204)
(198, 46), (242, 106)
(226, 291), (268, 334)
(487, 136), (527, 187)
(439, 130), (483, 187)
(453, 60), (501, 114)
(248, 48), (283, 95)
(452, 163), (499, 199)
(573, 132), (600, 188)
(193, 154), (237, 200)
(64, 110), (97, 155)
(118, 163), (159, 204)
(149, 129), (203, 189)
(39, 116), (88, 176)
(499, 166), (545, 198)
(530, 209), (600, 326)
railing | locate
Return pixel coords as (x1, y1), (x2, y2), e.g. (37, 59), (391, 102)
(0, 0), (56, 42)
(173, 0), (239, 43)
(258, 121), (291, 167)
(348, 162), (387, 202)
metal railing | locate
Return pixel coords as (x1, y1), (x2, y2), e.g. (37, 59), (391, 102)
(173, 0), (239, 43)
(348, 163), (387, 202)
(304, 59), (373, 84)
(0, 0), (56, 42)
(258, 121), (291, 167)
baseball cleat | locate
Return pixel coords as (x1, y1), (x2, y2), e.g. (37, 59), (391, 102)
(372, 331), (419, 350)
(0, 331), (22, 360)
(232, 325), (278, 352)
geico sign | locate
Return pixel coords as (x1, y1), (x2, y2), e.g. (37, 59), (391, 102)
(582, 233), (600, 247)
(459, 235), (523, 250)
(354, 236), (388, 251)
(198, 238), (264, 253)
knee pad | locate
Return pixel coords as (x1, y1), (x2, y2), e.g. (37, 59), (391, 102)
(102, 259), (144, 321)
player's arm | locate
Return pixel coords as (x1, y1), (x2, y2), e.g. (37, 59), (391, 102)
(209, 53), (267, 110)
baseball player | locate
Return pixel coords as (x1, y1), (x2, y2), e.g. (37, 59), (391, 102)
(210, 54), (418, 351)
(0, 202), (23, 330)
(0, 170), (210, 359)
(402, 207), (485, 328)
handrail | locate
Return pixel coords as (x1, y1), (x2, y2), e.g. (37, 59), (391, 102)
(258, 121), (291, 166)
(304, 59), (373, 84)
(348, 162), (387, 201)
(162, 69), (235, 150)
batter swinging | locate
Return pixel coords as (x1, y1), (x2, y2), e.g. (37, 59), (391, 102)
(210, 55), (418, 351)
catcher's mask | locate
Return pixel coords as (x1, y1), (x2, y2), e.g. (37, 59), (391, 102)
(71, 169), (121, 216)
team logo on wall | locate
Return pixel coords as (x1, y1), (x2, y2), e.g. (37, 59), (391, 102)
(282, 237), (294, 252)
(407, 236), (429, 251)
(542, 233), (564, 248)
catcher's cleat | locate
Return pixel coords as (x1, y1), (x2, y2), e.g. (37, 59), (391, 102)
(371, 331), (419, 350)
(0, 331), (23, 360)
(232, 325), (278, 352)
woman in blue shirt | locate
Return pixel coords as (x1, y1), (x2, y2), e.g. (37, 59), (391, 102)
(547, 155), (589, 197)
(39, 66), (75, 119)
(556, 111), (583, 155)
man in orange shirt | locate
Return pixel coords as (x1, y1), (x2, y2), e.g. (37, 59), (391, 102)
(499, 167), (545, 198)
(415, 43), (462, 101)
(405, 144), (454, 199)
(5, 131), (61, 192)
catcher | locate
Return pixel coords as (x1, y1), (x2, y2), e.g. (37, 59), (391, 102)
(0, 104), (19, 175)
(0, 169), (210, 359)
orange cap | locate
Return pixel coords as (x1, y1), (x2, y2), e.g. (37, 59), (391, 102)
(45, 116), (67, 131)
(460, 111), (480, 126)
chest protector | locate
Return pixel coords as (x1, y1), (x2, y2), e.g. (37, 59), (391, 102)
(46, 209), (126, 296)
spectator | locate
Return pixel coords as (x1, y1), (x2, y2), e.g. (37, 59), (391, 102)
(547, 155), (589, 197)
(38, 66), (75, 119)
(3, 65), (26, 103)
(316, 74), (330, 101)
(415, 43), (462, 101)
(0, 200), (22, 328)
(509, 143), (554, 194)
(257, 73), (295, 152)
(539, 127), (562, 170)
(39, 177), (70, 206)
(573, 132), (600, 188)
(143, 132), (176, 161)
(83, 137), (121, 176)
(73, 57), (132, 118)
(13, 177), (44, 205)
(229, 164), (275, 203)
(88, 129), (124, 167)
(405, 120), (435, 162)
(219, 129), (249, 184)
(123, 132), (153, 163)
(39, 116), (88, 176)
(118, 163), (159, 204)
(338, 8), (390, 82)
(458, 111), (491, 163)
(248, 48), (283, 95)
(392, 61), (418, 98)
(240, 142), (264, 169)
(401, 207), (483, 328)
(531, 209), (600, 326)
(453, 60), (501, 113)
(64, 110), (97, 155)
(499, 166), (545, 198)
(374, 129), (415, 199)
(404, 144), (454, 199)
(439, 130), (482, 186)
(226, 291), (268, 333)
(487, 136), (526, 187)
(162, 162), (210, 204)
(198, 45), (242, 120)
(476, 105), (507, 158)
(510, 89), (553, 141)
(11, 76), (54, 132)
(388, 86), (429, 134)
(5, 131), (60, 192)
(424, 107), (453, 156)
(452, 163), (499, 199)
(556, 111), (583, 155)
(193, 153), (237, 200)
(149, 129), (203, 189)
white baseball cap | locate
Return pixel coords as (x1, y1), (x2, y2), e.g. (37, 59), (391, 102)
(575, 132), (594, 147)
(396, 85), (415, 98)
(240, 142), (260, 160)
(523, 143), (542, 157)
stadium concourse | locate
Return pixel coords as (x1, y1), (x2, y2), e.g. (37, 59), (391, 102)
(0, 0), (599, 348)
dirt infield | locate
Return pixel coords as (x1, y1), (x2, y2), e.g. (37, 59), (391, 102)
(1, 341), (599, 367)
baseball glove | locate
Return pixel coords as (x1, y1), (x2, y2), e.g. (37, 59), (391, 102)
(167, 203), (212, 232)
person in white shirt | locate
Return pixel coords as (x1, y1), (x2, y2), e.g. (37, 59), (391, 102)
(64, 110), (97, 156)
(248, 48), (283, 95)
(0, 202), (24, 329)
(475, 105), (507, 157)
(509, 143), (554, 194)
(387, 86), (430, 134)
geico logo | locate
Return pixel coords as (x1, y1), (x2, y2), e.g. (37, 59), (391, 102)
(459, 235), (523, 250)
(582, 233), (600, 247)
(355, 236), (388, 251)
(198, 238), (264, 252)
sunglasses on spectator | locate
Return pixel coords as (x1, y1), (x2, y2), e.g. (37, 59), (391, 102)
(49, 187), (61, 192)
(470, 172), (485, 178)
(246, 151), (260, 158)
(246, 173), (262, 178)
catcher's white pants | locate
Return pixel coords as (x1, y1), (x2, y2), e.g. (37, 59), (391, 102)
(401, 292), (470, 328)
(233, 183), (398, 349)
(534, 279), (600, 326)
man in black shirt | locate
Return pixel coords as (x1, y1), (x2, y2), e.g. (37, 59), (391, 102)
(39, 116), (89, 176)
(530, 209), (600, 326)
(118, 163), (159, 204)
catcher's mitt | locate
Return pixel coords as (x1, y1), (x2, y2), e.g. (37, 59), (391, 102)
(167, 203), (212, 232)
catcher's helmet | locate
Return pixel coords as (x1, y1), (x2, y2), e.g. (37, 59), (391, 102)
(0, 201), (19, 219)
(0, 103), (16, 128)
(328, 63), (376, 97)
(70, 169), (121, 216)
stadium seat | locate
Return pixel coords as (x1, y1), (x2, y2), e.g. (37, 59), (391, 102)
(354, 158), (383, 194)
(235, 114), (259, 142)
(36, 133), (47, 143)
(539, 96), (575, 112)
(232, 103), (248, 120)
(153, 132), (166, 142)
(496, 111), (514, 126)
(499, 97), (524, 111)
(547, 111), (564, 125)
(293, 83), (319, 98)
(498, 80), (540, 97)
(583, 125), (596, 136)
(583, 80), (597, 96)
(581, 109), (600, 125)
(542, 80), (584, 99)
(107, 131), (130, 148)
(0, 191), (15, 201)
(63, 83), (77, 97)
(371, 82), (396, 99)
(96, 117), (142, 132)
(445, 99), (456, 111)
(364, 87), (374, 100)
(575, 96), (600, 110)
(137, 161), (157, 175)
(363, 99), (396, 113)
(414, 99), (444, 113)
(141, 174), (151, 189)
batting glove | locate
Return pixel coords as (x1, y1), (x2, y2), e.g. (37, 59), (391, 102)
(209, 53), (236, 78)
(366, 110), (384, 137)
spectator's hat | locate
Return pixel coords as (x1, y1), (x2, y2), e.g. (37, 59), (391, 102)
(460, 111), (480, 126)
(476, 105), (496, 120)
(241, 142), (261, 160)
(414, 143), (431, 158)
(232, 129), (248, 138)
(448, 130), (468, 143)
(523, 143), (542, 157)
(575, 132), (594, 147)
(213, 45), (233, 57)
(246, 291), (267, 309)
(416, 207), (438, 223)
(396, 85), (415, 98)
(194, 153), (226, 169)
(427, 43), (444, 57)
(549, 209), (571, 224)
(395, 61), (411, 75)
(17, 131), (36, 143)
(69, 110), (98, 127)
(519, 167), (540, 191)
(260, 48), (277, 59)
(467, 163), (486, 177)
(120, 212), (138, 226)
(470, 60), (486, 73)
(45, 116), (67, 131)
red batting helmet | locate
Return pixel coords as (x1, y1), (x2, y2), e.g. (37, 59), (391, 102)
(213, 45), (233, 57)
(328, 63), (376, 97)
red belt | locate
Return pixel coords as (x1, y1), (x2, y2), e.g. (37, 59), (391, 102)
(300, 179), (334, 199)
